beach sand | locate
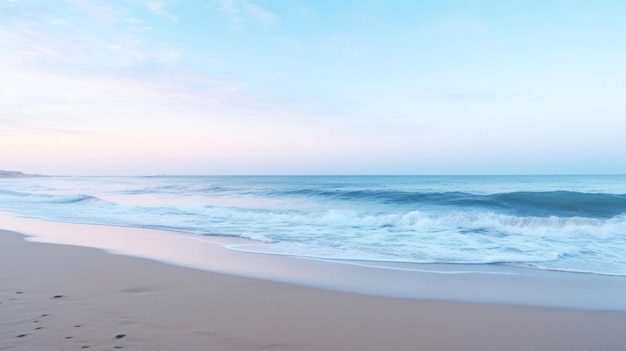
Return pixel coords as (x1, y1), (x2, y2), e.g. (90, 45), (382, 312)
(2, 229), (626, 351)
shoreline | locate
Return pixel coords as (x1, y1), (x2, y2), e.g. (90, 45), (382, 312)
(3, 228), (626, 350)
(2, 213), (626, 311)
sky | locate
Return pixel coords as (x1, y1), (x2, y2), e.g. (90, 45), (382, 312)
(1, 0), (625, 175)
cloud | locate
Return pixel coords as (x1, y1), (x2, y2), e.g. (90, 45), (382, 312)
(66, 0), (120, 25)
(0, 0), (274, 139)
(219, 0), (244, 30)
(217, 0), (278, 30)
(144, 0), (178, 21)
(244, 3), (278, 26)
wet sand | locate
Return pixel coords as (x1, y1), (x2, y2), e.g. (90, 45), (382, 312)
(2, 229), (626, 351)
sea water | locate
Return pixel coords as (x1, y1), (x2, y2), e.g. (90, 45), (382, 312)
(1, 175), (626, 276)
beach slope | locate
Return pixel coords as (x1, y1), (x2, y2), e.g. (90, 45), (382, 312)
(2, 229), (626, 351)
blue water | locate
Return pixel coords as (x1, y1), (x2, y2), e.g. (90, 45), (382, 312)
(1, 175), (626, 276)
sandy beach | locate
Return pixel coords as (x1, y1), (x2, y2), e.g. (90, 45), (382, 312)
(2, 228), (626, 351)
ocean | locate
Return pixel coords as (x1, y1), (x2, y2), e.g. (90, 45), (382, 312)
(1, 175), (626, 276)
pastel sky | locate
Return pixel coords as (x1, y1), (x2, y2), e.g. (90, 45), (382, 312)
(1, 0), (625, 175)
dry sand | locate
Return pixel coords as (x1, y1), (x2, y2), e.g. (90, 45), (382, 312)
(2, 229), (626, 351)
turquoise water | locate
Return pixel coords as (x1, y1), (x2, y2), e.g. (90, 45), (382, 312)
(1, 175), (625, 275)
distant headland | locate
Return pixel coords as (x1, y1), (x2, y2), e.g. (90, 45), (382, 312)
(0, 170), (46, 178)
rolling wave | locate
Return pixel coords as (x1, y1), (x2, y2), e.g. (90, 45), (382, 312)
(487, 191), (626, 218)
(274, 189), (626, 218)
(0, 189), (107, 205)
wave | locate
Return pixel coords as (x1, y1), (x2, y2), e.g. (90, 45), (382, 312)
(202, 208), (626, 275)
(486, 191), (626, 218)
(180, 205), (626, 238)
(0, 189), (107, 205)
(274, 189), (626, 218)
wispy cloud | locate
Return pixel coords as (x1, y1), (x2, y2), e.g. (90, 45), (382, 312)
(0, 0), (278, 138)
(219, 0), (244, 30)
(143, 0), (178, 21)
(66, 0), (121, 25)
(244, 3), (278, 26)
(217, 0), (278, 30)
